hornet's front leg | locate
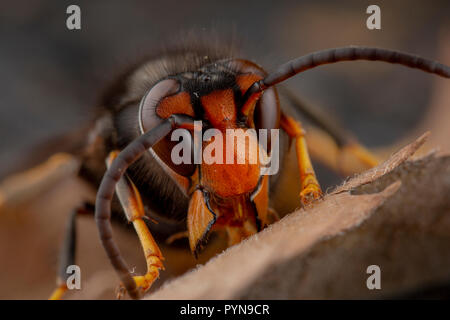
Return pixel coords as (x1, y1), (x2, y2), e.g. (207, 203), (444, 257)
(280, 113), (323, 205)
(96, 114), (194, 299)
(281, 88), (379, 175)
(106, 151), (164, 295)
(49, 203), (94, 300)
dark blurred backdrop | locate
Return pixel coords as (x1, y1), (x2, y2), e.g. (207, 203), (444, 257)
(0, 0), (449, 178)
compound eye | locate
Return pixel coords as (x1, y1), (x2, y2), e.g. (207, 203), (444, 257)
(253, 87), (280, 153)
(139, 79), (180, 133)
(138, 78), (196, 177)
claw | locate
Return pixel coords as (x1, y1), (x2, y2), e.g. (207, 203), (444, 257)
(300, 185), (322, 206)
(132, 268), (160, 293)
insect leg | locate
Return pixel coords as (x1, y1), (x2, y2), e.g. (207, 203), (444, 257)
(0, 153), (80, 212)
(280, 113), (323, 205)
(96, 114), (193, 299)
(49, 202), (94, 300)
(281, 88), (379, 175)
(105, 151), (164, 296)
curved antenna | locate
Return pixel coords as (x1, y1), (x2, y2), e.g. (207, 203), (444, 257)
(243, 46), (450, 102)
(95, 114), (194, 299)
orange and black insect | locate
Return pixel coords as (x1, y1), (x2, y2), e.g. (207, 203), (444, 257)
(93, 44), (449, 299)
(5, 40), (447, 300)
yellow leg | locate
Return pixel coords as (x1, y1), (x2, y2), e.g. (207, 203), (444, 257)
(304, 127), (379, 176)
(280, 114), (322, 205)
(0, 153), (79, 212)
(48, 204), (93, 300)
(49, 283), (68, 300)
(131, 219), (164, 291)
(341, 143), (379, 168)
(107, 151), (164, 295)
(280, 88), (379, 176)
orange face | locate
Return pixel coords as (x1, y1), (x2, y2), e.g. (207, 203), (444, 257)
(138, 68), (272, 253)
(152, 73), (265, 199)
(199, 88), (261, 198)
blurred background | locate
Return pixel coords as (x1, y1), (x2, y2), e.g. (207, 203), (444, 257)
(0, 0), (449, 299)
